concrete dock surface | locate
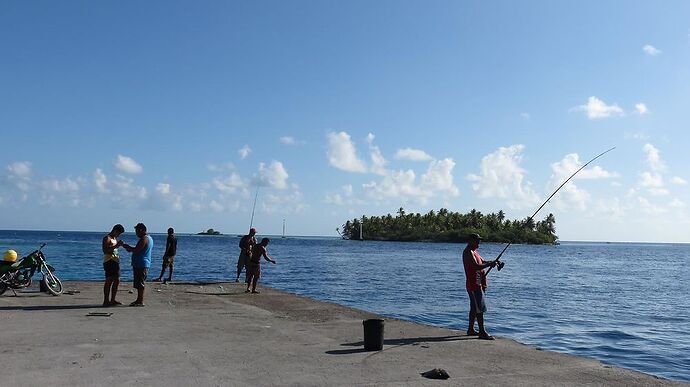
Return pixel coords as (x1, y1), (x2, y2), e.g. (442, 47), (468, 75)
(0, 281), (684, 387)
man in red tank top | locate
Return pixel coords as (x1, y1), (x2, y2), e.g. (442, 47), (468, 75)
(462, 233), (496, 340)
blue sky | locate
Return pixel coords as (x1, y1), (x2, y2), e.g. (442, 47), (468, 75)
(1, 1), (689, 242)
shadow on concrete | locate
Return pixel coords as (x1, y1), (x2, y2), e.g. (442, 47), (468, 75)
(0, 304), (103, 311)
(183, 291), (245, 296)
(326, 335), (471, 355)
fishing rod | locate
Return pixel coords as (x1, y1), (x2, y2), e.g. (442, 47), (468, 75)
(485, 146), (616, 276)
(249, 185), (260, 229)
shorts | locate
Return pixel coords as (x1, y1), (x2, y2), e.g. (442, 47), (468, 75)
(163, 255), (175, 267)
(133, 268), (148, 290)
(237, 252), (250, 270)
(103, 260), (120, 278)
(468, 289), (487, 314)
(246, 262), (261, 279)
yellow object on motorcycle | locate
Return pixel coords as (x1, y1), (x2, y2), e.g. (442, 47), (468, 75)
(3, 250), (17, 262)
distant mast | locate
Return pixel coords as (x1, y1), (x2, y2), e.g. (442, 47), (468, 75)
(359, 216), (363, 241)
(282, 218), (286, 239)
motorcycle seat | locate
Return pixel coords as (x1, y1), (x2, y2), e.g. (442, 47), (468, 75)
(0, 260), (21, 268)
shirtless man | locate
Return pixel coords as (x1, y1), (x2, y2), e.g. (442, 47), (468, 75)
(102, 224), (125, 307)
(245, 237), (276, 294)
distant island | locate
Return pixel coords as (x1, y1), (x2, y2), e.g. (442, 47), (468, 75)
(339, 207), (557, 244)
(197, 228), (222, 235)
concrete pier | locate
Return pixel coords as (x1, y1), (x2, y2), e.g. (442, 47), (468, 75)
(0, 281), (683, 386)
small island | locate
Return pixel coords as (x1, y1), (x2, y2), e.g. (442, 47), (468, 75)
(197, 228), (222, 236)
(339, 207), (557, 244)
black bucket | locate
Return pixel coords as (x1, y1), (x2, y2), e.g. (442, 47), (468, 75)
(362, 318), (385, 351)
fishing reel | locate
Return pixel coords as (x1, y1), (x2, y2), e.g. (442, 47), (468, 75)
(495, 259), (505, 271)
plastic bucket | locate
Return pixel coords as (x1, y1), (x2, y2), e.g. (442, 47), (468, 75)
(362, 318), (385, 351)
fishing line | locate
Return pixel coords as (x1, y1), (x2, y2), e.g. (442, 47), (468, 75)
(485, 147), (616, 276)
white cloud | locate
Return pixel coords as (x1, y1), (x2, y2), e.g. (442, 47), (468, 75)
(260, 189), (306, 214)
(6, 161), (32, 191)
(421, 158), (459, 196)
(256, 161), (289, 189)
(671, 176), (687, 185)
(37, 177), (85, 207)
(547, 153), (618, 210)
(114, 155), (143, 174)
(7, 161), (32, 178)
(669, 198), (686, 209)
(93, 168), (109, 193)
(634, 103), (649, 115)
(639, 172), (668, 195)
(280, 136), (296, 145)
(213, 172), (246, 194)
(571, 96), (624, 119)
(520, 112), (530, 120)
(642, 143), (665, 172)
(467, 145), (539, 209)
(366, 133), (387, 175)
(636, 196), (667, 215)
(207, 162), (235, 172)
(363, 169), (429, 201)
(625, 131), (649, 141)
(638, 144), (673, 196)
(642, 44), (661, 56)
(395, 148), (433, 161)
(551, 153), (618, 180)
(326, 131), (367, 173)
(209, 200), (224, 212)
(238, 145), (252, 160)
(343, 184), (353, 196)
(156, 183), (171, 195)
(324, 193), (344, 205)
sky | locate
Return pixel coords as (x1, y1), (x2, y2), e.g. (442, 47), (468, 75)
(1, 1), (689, 242)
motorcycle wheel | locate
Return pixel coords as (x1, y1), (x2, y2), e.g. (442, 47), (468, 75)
(42, 272), (63, 296)
(0, 282), (6, 296)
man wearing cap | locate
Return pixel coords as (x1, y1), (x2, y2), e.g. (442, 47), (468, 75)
(122, 223), (153, 307)
(463, 233), (497, 340)
(235, 228), (257, 282)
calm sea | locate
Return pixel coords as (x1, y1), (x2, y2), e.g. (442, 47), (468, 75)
(1, 230), (688, 382)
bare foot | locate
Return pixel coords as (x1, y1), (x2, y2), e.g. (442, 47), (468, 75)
(478, 332), (495, 340)
(110, 300), (122, 306)
(244, 289), (251, 293)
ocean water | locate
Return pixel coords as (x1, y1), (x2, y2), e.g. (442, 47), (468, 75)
(1, 230), (688, 382)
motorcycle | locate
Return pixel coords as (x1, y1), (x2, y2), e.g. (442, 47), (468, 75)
(0, 243), (63, 296)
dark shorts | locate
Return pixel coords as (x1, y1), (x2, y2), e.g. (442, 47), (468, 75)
(246, 262), (261, 279)
(103, 260), (120, 278)
(468, 289), (487, 314)
(237, 253), (250, 269)
(162, 255), (175, 267)
(133, 268), (148, 290)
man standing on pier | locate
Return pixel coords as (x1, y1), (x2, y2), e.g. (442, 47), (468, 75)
(462, 233), (496, 340)
(235, 227), (257, 282)
(122, 223), (153, 307)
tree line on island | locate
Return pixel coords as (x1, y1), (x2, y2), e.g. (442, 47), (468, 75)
(339, 208), (557, 244)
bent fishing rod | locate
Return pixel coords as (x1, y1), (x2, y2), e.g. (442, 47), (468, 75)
(485, 146), (616, 276)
